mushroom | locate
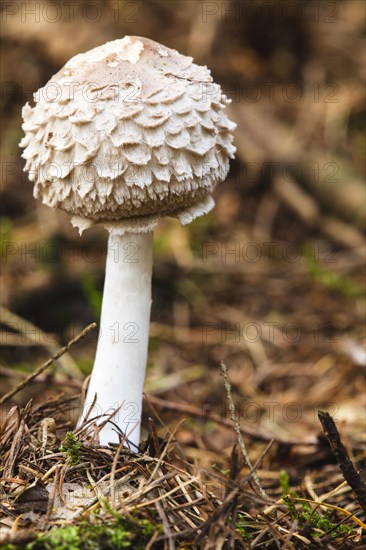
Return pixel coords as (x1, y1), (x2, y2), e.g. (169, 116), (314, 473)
(20, 36), (236, 451)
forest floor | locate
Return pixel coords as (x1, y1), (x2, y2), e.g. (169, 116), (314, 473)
(1, 1), (365, 548)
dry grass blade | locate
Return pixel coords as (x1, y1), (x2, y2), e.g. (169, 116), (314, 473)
(0, 323), (97, 406)
(221, 361), (268, 500)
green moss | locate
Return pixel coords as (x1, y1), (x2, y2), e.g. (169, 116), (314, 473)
(235, 513), (255, 540)
(280, 470), (351, 540)
(299, 501), (351, 535)
(282, 494), (352, 540)
(22, 515), (160, 550)
(279, 469), (290, 495)
(29, 525), (80, 550)
(59, 432), (83, 465)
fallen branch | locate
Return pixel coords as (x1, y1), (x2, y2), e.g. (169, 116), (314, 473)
(318, 410), (366, 515)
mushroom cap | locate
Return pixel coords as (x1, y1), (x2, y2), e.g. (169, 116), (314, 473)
(20, 36), (236, 232)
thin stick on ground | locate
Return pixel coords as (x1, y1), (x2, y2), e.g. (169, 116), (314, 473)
(220, 361), (268, 500)
(0, 323), (97, 406)
(318, 409), (366, 515)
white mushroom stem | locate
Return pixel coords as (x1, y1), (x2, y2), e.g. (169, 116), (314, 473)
(80, 229), (153, 450)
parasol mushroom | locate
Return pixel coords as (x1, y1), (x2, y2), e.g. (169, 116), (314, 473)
(20, 36), (236, 451)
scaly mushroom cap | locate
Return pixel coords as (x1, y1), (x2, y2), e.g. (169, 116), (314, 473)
(20, 36), (236, 232)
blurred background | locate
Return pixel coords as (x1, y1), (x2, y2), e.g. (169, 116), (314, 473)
(1, 0), (365, 465)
